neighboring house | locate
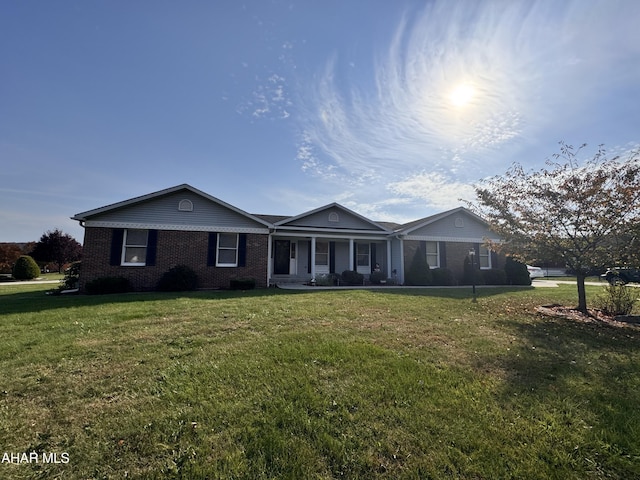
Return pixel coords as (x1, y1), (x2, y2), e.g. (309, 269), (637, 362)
(72, 184), (501, 291)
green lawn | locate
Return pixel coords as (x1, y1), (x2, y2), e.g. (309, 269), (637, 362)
(0, 284), (639, 479)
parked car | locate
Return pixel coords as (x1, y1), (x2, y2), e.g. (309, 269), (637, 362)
(527, 265), (545, 279)
(602, 268), (640, 285)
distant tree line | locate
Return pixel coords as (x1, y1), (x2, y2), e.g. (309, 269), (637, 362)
(1, 229), (82, 277)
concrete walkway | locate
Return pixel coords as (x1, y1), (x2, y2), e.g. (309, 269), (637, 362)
(0, 279), (60, 286)
(277, 278), (633, 291)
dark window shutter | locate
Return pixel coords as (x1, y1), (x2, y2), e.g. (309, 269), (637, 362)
(370, 243), (376, 272)
(110, 229), (124, 266)
(474, 244), (481, 268)
(439, 241), (447, 268)
(353, 242), (357, 271)
(238, 234), (247, 267)
(146, 230), (158, 266)
(491, 250), (498, 269)
(329, 241), (336, 273)
(207, 232), (218, 266)
(307, 240), (312, 274)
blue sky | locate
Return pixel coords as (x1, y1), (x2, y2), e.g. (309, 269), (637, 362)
(2, 0), (639, 243)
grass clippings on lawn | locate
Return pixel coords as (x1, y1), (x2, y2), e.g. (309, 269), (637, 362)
(0, 284), (639, 479)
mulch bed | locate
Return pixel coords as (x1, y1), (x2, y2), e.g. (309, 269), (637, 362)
(536, 304), (640, 328)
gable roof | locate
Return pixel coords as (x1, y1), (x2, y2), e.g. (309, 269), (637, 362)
(396, 207), (490, 235)
(273, 202), (392, 233)
(72, 184), (271, 229)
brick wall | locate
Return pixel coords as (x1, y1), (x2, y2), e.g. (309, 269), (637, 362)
(403, 240), (503, 284)
(79, 227), (268, 292)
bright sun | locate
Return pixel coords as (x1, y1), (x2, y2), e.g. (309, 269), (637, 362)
(449, 83), (475, 107)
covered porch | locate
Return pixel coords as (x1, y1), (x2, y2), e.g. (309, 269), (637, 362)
(268, 234), (393, 285)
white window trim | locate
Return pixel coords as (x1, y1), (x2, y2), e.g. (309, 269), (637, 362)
(216, 233), (239, 267)
(121, 229), (147, 266)
(479, 246), (492, 270)
(356, 243), (370, 274)
(425, 241), (439, 269)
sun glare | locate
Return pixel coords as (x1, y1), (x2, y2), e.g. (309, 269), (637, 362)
(449, 83), (475, 107)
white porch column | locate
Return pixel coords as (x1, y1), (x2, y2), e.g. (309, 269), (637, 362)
(348, 238), (354, 271)
(267, 233), (273, 286)
(398, 237), (405, 284)
(386, 239), (392, 278)
(310, 236), (316, 279)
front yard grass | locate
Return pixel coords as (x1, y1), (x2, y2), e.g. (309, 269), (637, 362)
(0, 284), (639, 479)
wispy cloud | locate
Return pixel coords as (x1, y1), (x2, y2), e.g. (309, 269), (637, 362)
(296, 0), (640, 213)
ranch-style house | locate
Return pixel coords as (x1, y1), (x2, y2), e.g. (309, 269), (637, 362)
(72, 184), (501, 291)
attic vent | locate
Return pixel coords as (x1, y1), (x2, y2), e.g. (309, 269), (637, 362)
(328, 212), (339, 223)
(454, 217), (464, 228)
(178, 199), (193, 212)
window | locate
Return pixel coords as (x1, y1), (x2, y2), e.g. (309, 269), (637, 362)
(178, 199), (193, 211)
(315, 241), (329, 266)
(122, 229), (148, 266)
(425, 241), (439, 268)
(356, 243), (370, 267)
(479, 246), (491, 269)
(217, 233), (238, 266)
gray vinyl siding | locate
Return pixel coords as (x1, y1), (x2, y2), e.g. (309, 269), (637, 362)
(88, 191), (265, 230)
(390, 237), (404, 283)
(407, 213), (497, 240)
(285, 209), (386, 231)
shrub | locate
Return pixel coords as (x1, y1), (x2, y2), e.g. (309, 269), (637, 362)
(230, 278), (256, 290)
(60, 261), (81, 290)
(432, 268), (455, 286)
(313, 274), (338, 286)
(341, 270), (364, 286)
(85, 276), (131, 295)
(504, 257), (531, 285)
(369, 271), (387, 284)
(405, 247), (432, 286)
(156, 265), (199, 292)
(462, 256), (484, 286)
(482, 268), (507, 285)
(596, 285), (638, 316)
(12, 255), (41, 280)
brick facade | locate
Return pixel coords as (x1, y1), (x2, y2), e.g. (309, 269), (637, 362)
(403, 240), (503, 284)
(80, 227), (268, 292)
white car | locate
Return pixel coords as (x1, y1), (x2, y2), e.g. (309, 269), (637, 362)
(527, 265), (545, 279)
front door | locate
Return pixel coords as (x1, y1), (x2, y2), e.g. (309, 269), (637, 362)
(274, 240), (291, 274)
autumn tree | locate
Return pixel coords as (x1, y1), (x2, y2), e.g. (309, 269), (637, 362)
(30, 229), (82, 273)
(469, 142), (640, 313)
(0, 243), (24, 273)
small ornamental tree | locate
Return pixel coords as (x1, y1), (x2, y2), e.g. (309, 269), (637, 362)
(405, 246), (432, 286)
(30, 229), (82, 273)
(469, 142), (640, 313)
(13, 255), (41, 280)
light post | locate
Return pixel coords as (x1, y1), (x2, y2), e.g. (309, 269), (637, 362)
(469, 249), (477, 303)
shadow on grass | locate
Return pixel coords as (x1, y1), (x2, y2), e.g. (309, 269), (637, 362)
(489, 315), (640, 476)
(0, 284), (535, 315)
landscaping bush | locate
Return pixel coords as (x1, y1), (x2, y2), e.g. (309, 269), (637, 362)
(60, 261), (81, 290)
(596, 285), (638, 316)
(341, 270), (364, 285)
(369, 271), (387, 284)
(482, 268), (507, 285)
(313, 274), (338, 286)
(462, 255), (484, 286)
(405, 247), (432, 285)
(12, 255), (41, 280)
(85, 276), (131, 295)
(156, 265), (199, 292)
(504, 257), (531, 285)
(431, 268), (455, 286)
(230, 278), (256, 290)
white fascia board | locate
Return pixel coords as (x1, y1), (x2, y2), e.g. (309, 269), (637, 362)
(84, 221), (269, 234)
